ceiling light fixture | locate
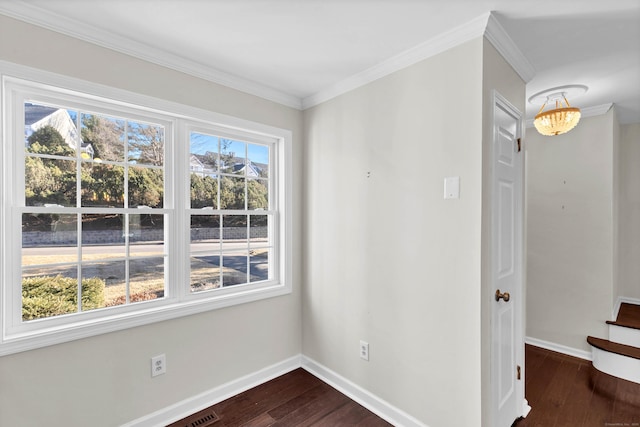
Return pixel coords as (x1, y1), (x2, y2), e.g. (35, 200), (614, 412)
(529, 85), (588, 136)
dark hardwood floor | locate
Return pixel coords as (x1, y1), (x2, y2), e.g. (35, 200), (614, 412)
(167, 368), (393, 427)
(169, 345), (640, 427)
(515, 344), (640, 427)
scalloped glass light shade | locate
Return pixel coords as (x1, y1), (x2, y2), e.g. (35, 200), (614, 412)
(534, 107), (581, 136)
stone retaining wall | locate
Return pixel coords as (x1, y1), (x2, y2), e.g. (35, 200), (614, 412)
(22, 227), (267, 246)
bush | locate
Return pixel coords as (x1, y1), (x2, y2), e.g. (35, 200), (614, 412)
(22, 275), (105, 321)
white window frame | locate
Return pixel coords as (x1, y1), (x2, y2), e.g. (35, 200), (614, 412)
(0, 61), (292, 356)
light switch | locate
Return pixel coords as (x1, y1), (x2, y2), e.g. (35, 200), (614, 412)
(444, 176), (460, 199)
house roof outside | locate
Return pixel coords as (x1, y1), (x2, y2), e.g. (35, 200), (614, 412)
(24, 103), (59, 127)
(24, 103), (93, 156)
(190, 152), (266, 178)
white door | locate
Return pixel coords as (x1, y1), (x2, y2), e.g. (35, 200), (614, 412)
(491, 92), (524, 427)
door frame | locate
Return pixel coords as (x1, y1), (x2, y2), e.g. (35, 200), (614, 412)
(490, 90), (529, 425)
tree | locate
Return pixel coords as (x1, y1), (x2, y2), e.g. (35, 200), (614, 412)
(219, 138), (237, 173)
(128, 122), (164, 166)
(190, 174), (218, 208)
(27, 125), (74, 157)
(129, 167), (163, 208)
(82, 164), (124, 206)
(220, 176), (244, 209)
(25, 156), (56, 202)
(81, 114), (125, 162)
(25, 126), (76, 206)
(247, 179), (268, 210)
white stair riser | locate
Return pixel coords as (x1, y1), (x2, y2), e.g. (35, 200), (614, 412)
(591, 346), (640, 384)
(609, 324), (640, 347)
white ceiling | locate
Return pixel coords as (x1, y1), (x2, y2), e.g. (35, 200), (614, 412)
(1, 0), (639, 124)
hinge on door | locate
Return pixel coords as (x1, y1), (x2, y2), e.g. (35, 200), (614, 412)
(517, 365), (521, 380)
(516, 138), (522, 153)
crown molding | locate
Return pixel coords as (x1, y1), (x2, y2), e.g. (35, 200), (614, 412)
(1, 3), (535, 112)
(302, 13), (491, 109)
(525, 102), (613, 128)
(484, 13), (535, 83)
(581, 102), (613, 118)
(0, 2), (303, 110)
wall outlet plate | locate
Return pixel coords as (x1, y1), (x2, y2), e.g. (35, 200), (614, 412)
(151, 354), (166, 377)
(360, 340), (369, 361)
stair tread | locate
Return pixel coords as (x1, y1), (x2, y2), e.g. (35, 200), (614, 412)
(606, 303), (640, 329)
(587, 336), (640, 360)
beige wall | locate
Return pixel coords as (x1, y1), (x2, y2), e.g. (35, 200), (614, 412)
(618, 123), (640, 299)
(0, 15), (303, 427)
(526, 110), (617, 352)
(302, 38), (486, 427)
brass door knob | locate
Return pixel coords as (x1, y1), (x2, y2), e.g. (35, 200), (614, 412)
(495, 289), (510, 302)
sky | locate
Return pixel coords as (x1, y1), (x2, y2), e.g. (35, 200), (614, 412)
(190, 132), (269, 165)
(67, 109), (270, 165)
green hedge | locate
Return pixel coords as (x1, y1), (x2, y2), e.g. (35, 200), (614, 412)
(22, 275), (105, 321)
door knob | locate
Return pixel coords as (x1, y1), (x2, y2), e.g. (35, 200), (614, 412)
(495, 289), (510, 302)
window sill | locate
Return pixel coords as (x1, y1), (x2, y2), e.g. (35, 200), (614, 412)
(0, 281), (291, 356)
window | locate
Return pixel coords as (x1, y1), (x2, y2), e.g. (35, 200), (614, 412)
(188, 130), (273, 292)
(0, 65), (292, 355)
(22, 103), (169, 321)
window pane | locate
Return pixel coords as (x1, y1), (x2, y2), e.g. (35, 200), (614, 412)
(190, 255), (220, 293)
(222, 215), (247, 252)
(190, 132), (219, 174)
(220, 139), (246, 175)
(130, 214), (164, 257)
(250, 249), (270, 283)
(84, 261), (125, 309)
(222, 251), (248, 287)
(191, 215), (220, 250)
(220, 176), (245, 210)
(247, 143), (269, 178)
(22, 269), (79, 321)
(249, 215), (268, 246)
(247, 178), (268, 210)
(25, 157), (77, 207)
(190, 174), (218, 209)
(80, 113), (125, 163)
(81, 214), (124, 262)
(190, 215), (220, 293)
(81, 163), (124, 207)
(22, 213), (78, 266)
(130, 257), (165, 302)
(80, 273), (108, 313)
(25, 103), (78, 158)
(128, 166), (163, 208)
(128, 121), (164, 166)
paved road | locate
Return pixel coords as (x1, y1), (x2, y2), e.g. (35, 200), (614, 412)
(22, 241), (254, 255)
(22, 241), (269, 281)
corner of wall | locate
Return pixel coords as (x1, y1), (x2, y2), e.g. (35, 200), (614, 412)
(612, 106), (621, 309)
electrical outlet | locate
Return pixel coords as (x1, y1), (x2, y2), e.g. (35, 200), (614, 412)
(359, 340), (369, 361)
(151, 354), (166, 377)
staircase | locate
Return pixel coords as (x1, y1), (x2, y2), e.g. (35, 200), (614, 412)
(587, 302), (640, 384)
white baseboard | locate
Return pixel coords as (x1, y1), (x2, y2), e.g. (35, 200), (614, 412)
(121, 355), (302, 427)
(522, 398), (531, 418)
(301, 355), (428, 427)
(525, 336), (592, 361)
(614, 296), (640, 321)
(122, 354), (425, 427)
